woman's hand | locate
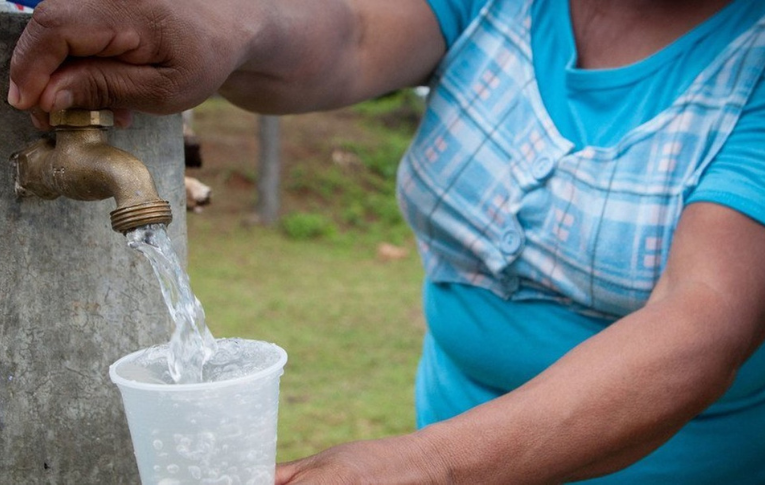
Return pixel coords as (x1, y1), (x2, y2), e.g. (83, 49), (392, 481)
(8, 0), (259, 126)
(275, 433), (449, 485)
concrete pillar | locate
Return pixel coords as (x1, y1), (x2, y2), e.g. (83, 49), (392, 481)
(0, 12), (187, 483)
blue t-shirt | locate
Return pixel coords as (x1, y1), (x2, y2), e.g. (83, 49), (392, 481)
(427, 0), (765, 224)
(415, 1), (765, 483)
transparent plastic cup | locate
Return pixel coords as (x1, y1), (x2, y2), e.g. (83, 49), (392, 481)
(110, 339), (287, 485)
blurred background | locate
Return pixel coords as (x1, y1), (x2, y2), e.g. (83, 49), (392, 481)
(184, 90), (427, 461)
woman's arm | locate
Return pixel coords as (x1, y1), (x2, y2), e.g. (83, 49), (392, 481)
(276, 202), (765, 484)
(219, 0), (446, 114)
(8, 0), (444, 117)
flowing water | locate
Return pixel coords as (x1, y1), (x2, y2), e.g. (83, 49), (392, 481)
(118, 224), (285, 484)
(126, 223), (217, 384)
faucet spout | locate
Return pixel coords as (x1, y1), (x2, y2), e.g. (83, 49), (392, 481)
(11, 109), (173, 234)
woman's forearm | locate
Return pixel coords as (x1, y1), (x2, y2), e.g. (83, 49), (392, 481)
(219, 0), (445, 114)
(217, 0), (359, 113)
(418, 286), (748, 484)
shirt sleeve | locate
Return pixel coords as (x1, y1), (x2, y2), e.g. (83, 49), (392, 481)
(686, 70), (765, 227)
(425, 0), (490, 48)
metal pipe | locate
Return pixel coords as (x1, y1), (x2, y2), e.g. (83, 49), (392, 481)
(11, 109), (172, 234)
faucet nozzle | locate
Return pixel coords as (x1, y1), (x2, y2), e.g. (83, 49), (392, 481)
(12, 109), (173, 235)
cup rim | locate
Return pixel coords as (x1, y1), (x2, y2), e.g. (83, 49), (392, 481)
(109, 339), (288, 392)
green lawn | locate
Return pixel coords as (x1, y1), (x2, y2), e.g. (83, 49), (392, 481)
(186, 93), (427, 461)
(187, 221), (425, 461)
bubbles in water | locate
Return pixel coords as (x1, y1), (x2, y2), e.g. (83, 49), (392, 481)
(201, 475), (233, 485)
(158, 479), (181, 485)
(118, 339), (283, 385)
(202, 339), (283, 382)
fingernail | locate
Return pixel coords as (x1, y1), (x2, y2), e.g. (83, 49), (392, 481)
(52, 90), (73, 111)
(7, 80), (20, 107)
(114, 111), (134, 129)
(30, 114), (43, 130)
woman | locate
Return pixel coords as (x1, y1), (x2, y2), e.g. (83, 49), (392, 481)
(10, 0), (765, 482)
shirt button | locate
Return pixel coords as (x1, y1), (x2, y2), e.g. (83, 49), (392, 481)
(501, 229), (523, 257)
(531, 156), (556, 181)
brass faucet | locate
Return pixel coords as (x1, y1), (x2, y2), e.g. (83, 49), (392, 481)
(11, 109), (172, 234)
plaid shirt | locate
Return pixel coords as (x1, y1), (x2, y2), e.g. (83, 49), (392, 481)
(397, 0), (765, 318)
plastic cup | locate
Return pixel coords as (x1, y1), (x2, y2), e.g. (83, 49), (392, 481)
(110, 339), (287, 485)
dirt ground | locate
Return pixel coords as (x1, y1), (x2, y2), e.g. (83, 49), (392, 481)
(184, 98), (375, 222)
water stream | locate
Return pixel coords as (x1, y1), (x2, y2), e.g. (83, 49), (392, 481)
(126, 223), (217, 384)
(118, 224), (285, 484)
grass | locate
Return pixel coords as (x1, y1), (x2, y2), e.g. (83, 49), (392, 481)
(187, 92), (427, 461)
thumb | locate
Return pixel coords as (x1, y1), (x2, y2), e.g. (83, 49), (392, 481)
(275, 462), (302, 485)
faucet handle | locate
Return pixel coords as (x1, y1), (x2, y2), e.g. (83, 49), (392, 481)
(50, 109), (114, 129)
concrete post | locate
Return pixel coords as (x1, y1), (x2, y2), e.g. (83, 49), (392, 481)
(0, 12), (187, 483)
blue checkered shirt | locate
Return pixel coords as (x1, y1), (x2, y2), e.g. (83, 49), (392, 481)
(397, 0), (765, 318)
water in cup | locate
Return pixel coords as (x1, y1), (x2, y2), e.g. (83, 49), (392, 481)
(112, 224), (287, 484)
